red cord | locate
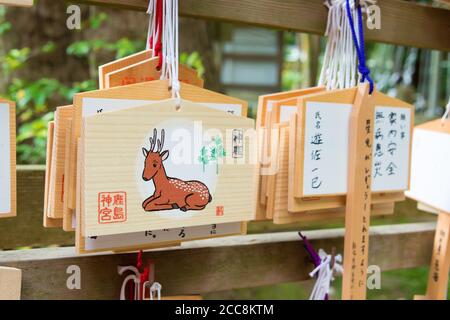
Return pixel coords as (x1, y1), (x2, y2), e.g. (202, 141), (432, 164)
(149, 0), (163, 70)
(137, 250), (150, 300)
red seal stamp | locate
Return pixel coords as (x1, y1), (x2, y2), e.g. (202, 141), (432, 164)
(216, 205), (224, 217)
(98, 192), (127, 224)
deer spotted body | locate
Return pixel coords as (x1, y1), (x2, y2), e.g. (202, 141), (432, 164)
(142, 129), (212, 212)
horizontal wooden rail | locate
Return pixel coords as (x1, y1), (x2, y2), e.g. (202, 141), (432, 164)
(73, 0), (450, 51)
(0, 166), (436, 249)
(0, 222), (436, 299)
(0, 166), (74, 249)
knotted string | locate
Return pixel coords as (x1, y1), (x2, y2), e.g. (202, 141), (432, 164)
(345, 0), (374, 94)
(309, 249), (343, 300)
(441, 98), (450, 125)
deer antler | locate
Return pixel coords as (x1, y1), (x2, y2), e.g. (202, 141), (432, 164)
(149, 128), (157, 152)
(157, 129), (165, 153)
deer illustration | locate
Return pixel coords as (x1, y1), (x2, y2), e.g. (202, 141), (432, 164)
(142, 128), (212, 212)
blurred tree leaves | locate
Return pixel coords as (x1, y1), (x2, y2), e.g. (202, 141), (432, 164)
(0, 9), (143, 164)
(0, 7), (205, 164)
(180, 51), (205, 78)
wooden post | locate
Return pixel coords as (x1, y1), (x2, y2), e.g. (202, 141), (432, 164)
(415, 212), (450, 300)
(342, 83), (375, 300)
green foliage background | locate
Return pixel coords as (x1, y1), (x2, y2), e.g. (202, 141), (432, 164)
(0, 7), (203, 164)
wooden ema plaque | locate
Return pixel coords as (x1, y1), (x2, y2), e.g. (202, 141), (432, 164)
(92, 55), (204, 231)
(50, 79), (249, 252)
(99, 50), (203, 89)
(73, 103), (249, 253)
(285, 87), (413, 215)
(69, 82), (250, 252)
(68, 80), (248, 211)
(255, 87), (324, 220)
(63, 119), (75, 230)
(76, 136), (179, 254)
(414, 212), (450, 300)
(407, 118), (450, 300)
(43, 108), (76, 230)
(47, 106), (74, 219)
(76, 143), (245, 254)
(0, 100), (16, 218)
(105, 57), (204, 89)
(0, 0), (33, 7)
(274, 95), (353, 214)
(43, 121), (63, 228)
(80, 98), (256, 237)
(266, 114), (393, 225)
(76, 131), (245, 254)
(99, 50), (154, 89)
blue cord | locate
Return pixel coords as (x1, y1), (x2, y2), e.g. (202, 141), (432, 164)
(345, 0), (374, 94)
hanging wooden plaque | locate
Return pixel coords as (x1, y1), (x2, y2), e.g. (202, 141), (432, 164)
(80, 99), (256, 237)
(0, 0), (33, 7)
(342, 84), (375, 300)
(73, 94), (250, 252)
(294, 87), (413, 198)
(282, 87), (412, 217)
(63, 119), (75, 231)
(407, 118), (450, 300)
(0, 100), (16, 218)
(407, 119), (450, 213)
(76, 134), (245, 254)
(99, 50), (153, 89)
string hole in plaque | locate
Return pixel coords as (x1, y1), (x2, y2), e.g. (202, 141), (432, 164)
(175, 100), (182, 112)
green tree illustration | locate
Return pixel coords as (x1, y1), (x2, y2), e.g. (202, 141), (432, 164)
(198, 146), (210, 173)
(210, 136), (226, 174)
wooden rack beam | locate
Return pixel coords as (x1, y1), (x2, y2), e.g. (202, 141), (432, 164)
(0, 222), (436, 299)
(0, 166), (436, 249)
(0, 166), (74, 249)
(73, 0), (450, 51)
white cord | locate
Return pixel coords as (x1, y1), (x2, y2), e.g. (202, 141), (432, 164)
(150, 282), (162, 300)
(318, 0), (375, 90)
(309, 249), (343, 300)
(160, 0), (181, 104)
(441, 98), (450, 125)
